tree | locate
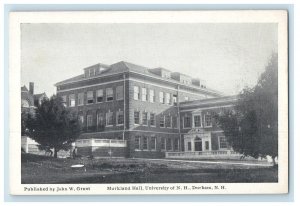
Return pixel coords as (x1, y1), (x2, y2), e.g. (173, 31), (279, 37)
(21, 110), (29, 136)
(216, 53), (278, 165)
(26, 95), (81, 158)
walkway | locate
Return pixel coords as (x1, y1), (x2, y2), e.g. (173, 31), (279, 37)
(133, 158), (273, 167)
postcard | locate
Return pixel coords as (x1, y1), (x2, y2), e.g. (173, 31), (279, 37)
(9, 10), (288, 195)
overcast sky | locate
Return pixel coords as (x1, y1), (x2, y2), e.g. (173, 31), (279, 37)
(21, 23), (277, 96)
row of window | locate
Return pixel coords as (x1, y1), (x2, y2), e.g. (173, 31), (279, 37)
(79, 110), (124, 128)
(61, 86), (124, 107)
(79, 111), (212, 129)
(133, 86), (190, 105)
(84, 66), (108, 78)
(134, 136), (180, 151)
(133, 111), (178, 128)
(80, 111), (179, 129)
(183, 114), (213, 128)
(60, 85), (195, 107)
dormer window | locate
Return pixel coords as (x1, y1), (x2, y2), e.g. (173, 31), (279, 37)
(89, 69), (95, 77)
(162, 72), (171, 79)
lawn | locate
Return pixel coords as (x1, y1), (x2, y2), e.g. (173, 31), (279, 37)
(21, 153), (278, 184)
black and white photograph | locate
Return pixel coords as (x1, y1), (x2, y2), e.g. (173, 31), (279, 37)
(9, 10), (288, 195)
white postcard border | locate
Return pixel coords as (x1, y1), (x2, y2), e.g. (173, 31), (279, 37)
(9, 10), (288, 195)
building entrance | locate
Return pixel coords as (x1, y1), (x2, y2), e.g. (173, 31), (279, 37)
(194, 137), (202, 151)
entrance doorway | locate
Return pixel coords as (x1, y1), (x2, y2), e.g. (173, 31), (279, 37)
(194, 137), (202, 151)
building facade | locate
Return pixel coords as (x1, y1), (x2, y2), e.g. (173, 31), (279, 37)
(55, 61), (235, 158)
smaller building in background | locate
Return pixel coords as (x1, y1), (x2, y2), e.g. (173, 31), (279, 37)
(21, 82), (48, 112)
(21, 82), (50, 155)
(21, 82), (35, 114)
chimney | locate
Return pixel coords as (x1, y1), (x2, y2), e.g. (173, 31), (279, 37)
(29, 82), (34, 95)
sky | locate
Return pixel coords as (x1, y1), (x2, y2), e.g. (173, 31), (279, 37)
(21, 23), (277, 96)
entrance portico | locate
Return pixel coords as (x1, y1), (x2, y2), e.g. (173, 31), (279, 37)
(184, 128), (211, 152)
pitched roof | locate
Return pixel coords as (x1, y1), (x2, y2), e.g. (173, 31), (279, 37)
(55, 74), (85, 86)
(34, 92), (47, 100)
(54, 61), (223, 96)
(21, 85), (28, 92)
(55, 61), (153, 86)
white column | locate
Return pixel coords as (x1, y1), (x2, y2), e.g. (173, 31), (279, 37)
(191, 136), (195, 152)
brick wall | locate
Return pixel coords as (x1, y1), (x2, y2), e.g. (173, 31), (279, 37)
(57, 76), (128, 135)
(55, 69), (227, 158)
(127, 131), (180, 158)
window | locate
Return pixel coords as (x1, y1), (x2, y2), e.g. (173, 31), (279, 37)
(174, 138), (179, 151)
(149, 89), (155, 102)
(142, 112), (148, 125)
(161, 137), (166, 150)
(150, 137), (156, 150)
(96, 89), (103, 103)
(97, 113), (104, 128)
(205, 141), (210, 150)
(204, 114), (212, 127)
(173, 94), (177, 105)
(184, 96), (189, 102)
(173, 116), (178, 128)
(134, 111), (140, 124)
(184, 116), (191, 128)
(116, 110), (124, 125)
(78, 93), (84, 106)
(159, 92), (164, 103)
(165, 93), (171, 105)
(166, 138), (172, 151)
(141, 88), (147, 101)
(116, 86), (124, 100)
(95, 67), (99, 75)
(89, 69), (93, 77)
(194, 115), (202, 127)
(106, 88), (114, 101)
(87, 114), (93, 128)
(159, 115), (165, 128)
(69, 94), (75, 107)
(142, 136), (148, 150)
(150, 113), (155, 126)
(87, 91), (94, 104)
(84, 70), (89, 78)
(134, 86), (140, 100)
(187, 142), (192, 151)
(134, 136), (141, 150)
(219, 136), (228, 149)
(162, 71), (171, 79)
(165, 116), (171, 128)
(61, 95), (67, 107)
(106, 111), (113, 126)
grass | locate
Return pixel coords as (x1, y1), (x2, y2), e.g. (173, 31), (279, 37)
(21, 153), (278, 184)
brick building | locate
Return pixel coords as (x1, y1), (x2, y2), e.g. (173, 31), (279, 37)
(55, 61), (236, 158)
